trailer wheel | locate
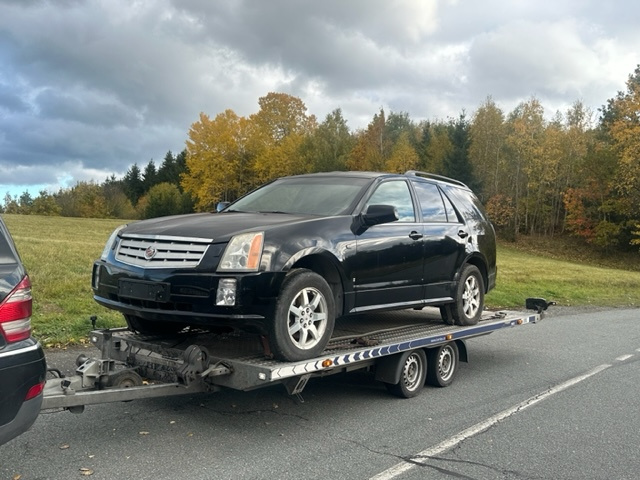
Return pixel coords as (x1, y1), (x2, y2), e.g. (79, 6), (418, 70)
(125, 315), (185, 335)
(426, 342), (459, 387)
(450, 265), (484, 326)
(269, 269), (335, 361)
(385, 349), (427, 398)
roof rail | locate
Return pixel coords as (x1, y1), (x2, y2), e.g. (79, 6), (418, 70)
(404, 170), (468, 188)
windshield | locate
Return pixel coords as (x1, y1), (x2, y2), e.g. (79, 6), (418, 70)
(226, 176), (371, 216)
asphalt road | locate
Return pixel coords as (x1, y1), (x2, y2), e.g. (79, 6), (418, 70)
(1, 307), (639, 480)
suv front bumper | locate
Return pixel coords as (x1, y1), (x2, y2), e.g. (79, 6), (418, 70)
(92, 261), (287, 333)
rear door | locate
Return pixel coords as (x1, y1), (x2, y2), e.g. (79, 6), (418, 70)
(410, 180), (467, 300)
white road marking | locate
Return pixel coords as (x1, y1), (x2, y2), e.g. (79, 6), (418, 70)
(370, 364), (612, 480)
(616, 354), (633, 362)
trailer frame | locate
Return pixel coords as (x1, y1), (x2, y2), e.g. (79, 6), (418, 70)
(42, 307), (542, 411)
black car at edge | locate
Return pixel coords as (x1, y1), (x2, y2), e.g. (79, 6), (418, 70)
(0, 215), (47, 446)
(93, 171), (497, 361)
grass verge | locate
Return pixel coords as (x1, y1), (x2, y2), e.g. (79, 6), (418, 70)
(487, 242), (640, 308)
(3, 214), (127, 347)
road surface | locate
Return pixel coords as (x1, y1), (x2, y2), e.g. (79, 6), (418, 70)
(1, 307), (638, 480)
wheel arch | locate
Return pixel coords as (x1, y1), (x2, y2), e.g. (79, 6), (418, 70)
(285, 250), (347, 317)
(462, 254), (489, 293)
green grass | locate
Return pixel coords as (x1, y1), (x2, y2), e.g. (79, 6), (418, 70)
(487, 243), (640, 308)
(2, 214), (639, 346)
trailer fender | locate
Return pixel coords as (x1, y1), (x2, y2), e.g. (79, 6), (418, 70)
(456, 339), (468, 363)
(375, 349), (425, 385)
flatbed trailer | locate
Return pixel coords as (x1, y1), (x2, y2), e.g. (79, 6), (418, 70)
(42, 306), (544, 411)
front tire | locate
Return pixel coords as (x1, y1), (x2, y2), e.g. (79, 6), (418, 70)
(385, 349), (428, 398)
(450, 265), (484, 326)
(269, 269), (335, 361)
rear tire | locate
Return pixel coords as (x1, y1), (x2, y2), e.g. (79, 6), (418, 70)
(450, 265), (484, 326)
(269, 269), (335, 362)
(124, 315), (185, 335)
(426, 343), (459, 387)
(439, 305), (455, 325)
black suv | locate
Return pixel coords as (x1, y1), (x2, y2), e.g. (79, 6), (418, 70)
(0, 216), (46, 445)
(93, 171), (496, 361)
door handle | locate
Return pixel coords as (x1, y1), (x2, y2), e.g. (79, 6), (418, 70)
(409, 231), (423, 240)
(458, 230), (469, 238)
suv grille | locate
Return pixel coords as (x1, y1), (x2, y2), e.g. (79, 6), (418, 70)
(115, 235), (210, 269)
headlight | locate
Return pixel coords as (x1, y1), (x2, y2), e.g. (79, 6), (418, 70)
(100, 224), (126, 260)
(218, 232), (264, 271)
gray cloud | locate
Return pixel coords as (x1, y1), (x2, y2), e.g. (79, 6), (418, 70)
(0, 0), (637, 195)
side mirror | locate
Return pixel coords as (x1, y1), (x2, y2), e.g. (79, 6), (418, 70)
(216, 202), (230, 213)
(361, 204), (399, 227)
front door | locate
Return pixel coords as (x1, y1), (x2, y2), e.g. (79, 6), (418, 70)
(352, 180), (424, 310)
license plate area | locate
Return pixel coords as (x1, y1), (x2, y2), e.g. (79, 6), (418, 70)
(118, 279), (170, 302)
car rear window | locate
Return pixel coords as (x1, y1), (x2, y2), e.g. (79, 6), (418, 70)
(0, 220), (20, 266)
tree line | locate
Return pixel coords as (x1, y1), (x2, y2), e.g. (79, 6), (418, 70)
(2, 150), (193, 220)
(3, 66), (640, 251)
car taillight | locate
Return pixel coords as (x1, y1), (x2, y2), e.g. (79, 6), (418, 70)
(25, 381), (45, 401)
(0, 275), (33, 343)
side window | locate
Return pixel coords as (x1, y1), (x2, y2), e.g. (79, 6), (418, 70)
(441, 191), (460, 223)
(365, 180), (415, 222)
(411, 181), (447, 222)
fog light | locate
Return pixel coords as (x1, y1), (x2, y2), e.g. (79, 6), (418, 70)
(216, 279), (237, 306)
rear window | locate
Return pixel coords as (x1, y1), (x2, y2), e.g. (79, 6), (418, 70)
(0, 219), (20, 266)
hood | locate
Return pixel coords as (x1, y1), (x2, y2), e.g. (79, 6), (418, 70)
(121, 212), (314, 242)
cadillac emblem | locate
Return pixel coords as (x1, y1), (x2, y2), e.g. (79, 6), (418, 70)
(144, 246), (157, 260)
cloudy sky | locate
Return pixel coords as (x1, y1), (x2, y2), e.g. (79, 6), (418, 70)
(1, 0), (638, 198)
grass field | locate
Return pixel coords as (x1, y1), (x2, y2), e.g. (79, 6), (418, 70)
(2, 214), (639, 346)
(3, 214), (127, 347)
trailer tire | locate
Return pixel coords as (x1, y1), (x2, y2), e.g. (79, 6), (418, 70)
(426, 342), (459, 387)
(385, 349), (427, 398)
(125, 315), (185, 335)
(450, 265), (484, 326)
(269, 269), (335, 362)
